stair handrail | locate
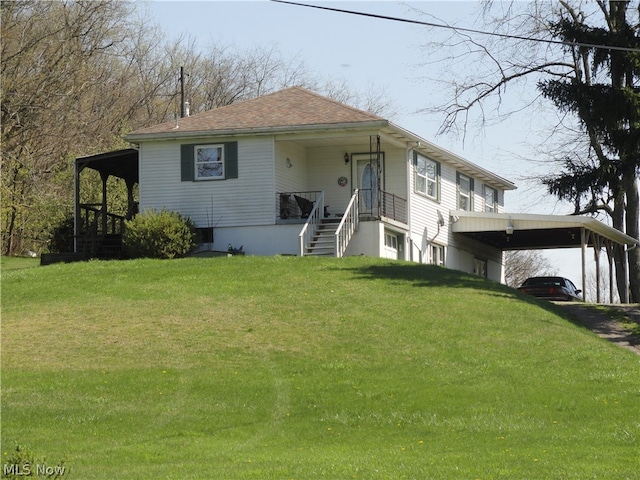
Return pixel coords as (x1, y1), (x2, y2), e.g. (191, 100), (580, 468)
(298, 191), (324, 256)
(335, 189), (359, 258)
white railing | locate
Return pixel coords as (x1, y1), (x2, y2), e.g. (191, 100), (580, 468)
(335, 189), (359, 258)
(298, 191), (324, 256)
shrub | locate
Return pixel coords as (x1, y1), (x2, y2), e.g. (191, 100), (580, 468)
(48, 216), (75, 254)
(123, 210), (199, 259)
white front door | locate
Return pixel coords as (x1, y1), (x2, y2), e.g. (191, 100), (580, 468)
(355, 157), (379, 216)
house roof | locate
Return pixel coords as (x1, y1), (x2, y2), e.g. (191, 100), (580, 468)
(450, 210), (638, 250)
(126, 87), (386, 139)
(124, 86), (515, 190)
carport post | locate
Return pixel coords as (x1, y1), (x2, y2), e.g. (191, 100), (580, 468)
(605, 240), (614, 304)
(592, 233), (602, 304)
(581, 228), (587, 302)
(74, 162), (80, 253)
(100, 171), (109, 235)
(623, 245), (630, 304)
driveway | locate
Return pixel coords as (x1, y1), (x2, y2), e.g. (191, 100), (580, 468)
(558, 303), (640, 356)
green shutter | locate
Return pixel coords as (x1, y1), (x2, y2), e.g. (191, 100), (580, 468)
(224, 141), (238, 179)
(182, 141), (237, 180)
(469, 178), (475, 211)
(181, 144), (194, 181)
(436, 161), (441, 202)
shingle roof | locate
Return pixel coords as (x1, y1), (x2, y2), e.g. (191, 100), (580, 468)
(127, 87), (385, 138)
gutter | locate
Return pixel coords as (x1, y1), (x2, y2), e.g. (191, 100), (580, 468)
(124, 120), (389, 144)
(388, 121), (517, 191)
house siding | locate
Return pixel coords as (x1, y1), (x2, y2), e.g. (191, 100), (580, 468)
(275, 141), (307, 194)
(139, 137), (276, 229)
(406, 149), (505, 278)
(408, 150), (452, 262)
(307, 145), (354, 216)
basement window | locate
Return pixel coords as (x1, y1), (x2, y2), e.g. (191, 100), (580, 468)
(473, 258), (487, 278)
(430, 244), (445, 266)
(385, 232), (398, 250)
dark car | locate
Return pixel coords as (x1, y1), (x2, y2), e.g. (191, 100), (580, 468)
(517, 276), (583, 301)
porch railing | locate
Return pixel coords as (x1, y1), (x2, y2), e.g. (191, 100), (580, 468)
(335, 189), (359, 258)
(276, 191), (321, 220)
(357, 190), (407, 224)
(79, 203), (126, 235)
(298, 191), (324, 256)
(76, 204), (126, 257)
(378, 190), (407, 224)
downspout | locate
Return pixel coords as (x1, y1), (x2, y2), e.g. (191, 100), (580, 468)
(406, 146), (413, 262)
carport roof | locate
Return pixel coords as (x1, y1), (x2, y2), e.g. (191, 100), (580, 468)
(450, 211), (638, 250)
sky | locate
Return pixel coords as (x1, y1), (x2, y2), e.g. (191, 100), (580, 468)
(145, 0), (606, 290)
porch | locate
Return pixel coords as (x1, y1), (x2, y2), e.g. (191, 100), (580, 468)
(275, 189), (407, 257)
(73, 149), (139, 259)
(275, 189), (407, 224)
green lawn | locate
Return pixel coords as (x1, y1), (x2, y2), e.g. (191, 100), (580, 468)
(2, 256), (639, 479)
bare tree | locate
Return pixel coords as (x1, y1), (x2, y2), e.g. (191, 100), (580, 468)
(0, 1), (197, 254)
(1, 1), (395, 256)
(414, 0), (639, 301)
(504, 250), (557, 288)
(1, 1), (140, 254)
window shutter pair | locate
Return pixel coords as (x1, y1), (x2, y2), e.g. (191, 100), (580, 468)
(181, 142), (238, 181)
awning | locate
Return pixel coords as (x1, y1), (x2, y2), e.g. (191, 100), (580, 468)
(450, 210), (638, 303)
(450, 211), (638, 250)
(75, 148), (139, 184)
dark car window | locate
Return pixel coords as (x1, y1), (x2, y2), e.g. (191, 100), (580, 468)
(524, 277), (562, 286)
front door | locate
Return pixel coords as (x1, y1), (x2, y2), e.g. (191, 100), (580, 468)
(353, 154), (384, 216)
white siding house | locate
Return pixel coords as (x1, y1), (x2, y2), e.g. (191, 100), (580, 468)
(124, 87), (517, 281)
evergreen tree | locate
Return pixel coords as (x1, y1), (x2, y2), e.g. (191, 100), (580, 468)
(538, 1), (640, 302)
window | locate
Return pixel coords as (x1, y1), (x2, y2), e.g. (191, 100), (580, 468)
(484, 185), (497, 212)
(414, 153), (440, 201)
(195, 145), (224, 180)
(385, 232), (398, 250)
(181, 141), (238, 181)
(457, 172), (474, 211)
(473, 258), (487, 278)
(430, 244), (445, 266)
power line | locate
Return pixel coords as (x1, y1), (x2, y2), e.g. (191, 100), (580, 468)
(271, 0), (640, 53)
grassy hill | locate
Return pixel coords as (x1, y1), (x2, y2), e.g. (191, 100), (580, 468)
(2, 256), (639, 479)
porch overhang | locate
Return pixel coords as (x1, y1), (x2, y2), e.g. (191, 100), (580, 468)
(75, 148), (139, 184)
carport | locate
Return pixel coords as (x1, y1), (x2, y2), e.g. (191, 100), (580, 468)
(449, 211), (639, 303)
